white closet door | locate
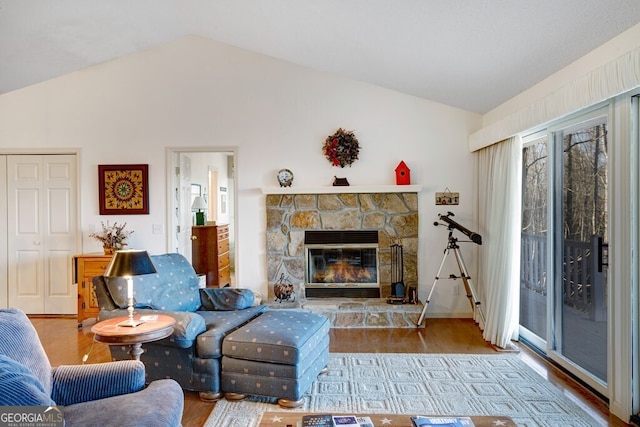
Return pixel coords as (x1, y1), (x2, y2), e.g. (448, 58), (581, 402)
(7, 154), (77, 314)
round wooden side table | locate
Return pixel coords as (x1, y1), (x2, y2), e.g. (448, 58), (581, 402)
(91, 314), (175, 360)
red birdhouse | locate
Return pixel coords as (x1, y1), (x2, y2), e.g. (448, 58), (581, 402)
(395, 161), (411, 185)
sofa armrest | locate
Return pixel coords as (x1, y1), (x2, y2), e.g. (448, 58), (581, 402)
(98, 309), (207, 349)
(165, 311), (207, 348)
(62, 379), (184, 427)
(51, 360), (145, 406)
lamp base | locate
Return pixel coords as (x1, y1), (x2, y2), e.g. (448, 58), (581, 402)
(119, 301), (144, 327)
(117, 318), (145, 327)
(195, 211), (205, 226)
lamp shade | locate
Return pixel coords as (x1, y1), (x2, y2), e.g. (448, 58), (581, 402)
(191, 196), (207, 211)
(104, 249), (157, 277)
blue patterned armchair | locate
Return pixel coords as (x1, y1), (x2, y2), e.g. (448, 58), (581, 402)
(93, 253), (267, 401)
(0, 308), (184, 427)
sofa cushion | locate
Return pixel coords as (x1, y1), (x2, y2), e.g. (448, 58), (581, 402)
(222, 310), (330, 365)
(199, 288), (255, 311)
(195, 305), (268, 358)
(221, 334), (330, 379)
(221, 342), (329, 401)
(0, 355), (55, 406)
(105, 253), (201, 312)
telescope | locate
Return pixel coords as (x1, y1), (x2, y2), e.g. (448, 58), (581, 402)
(434, 212), (482, 245)
(418, 212), (486, 326)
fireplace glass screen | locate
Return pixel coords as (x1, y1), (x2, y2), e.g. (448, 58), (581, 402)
(306, 246), (378, 286)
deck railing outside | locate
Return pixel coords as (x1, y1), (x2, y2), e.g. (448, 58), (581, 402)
(520, 233), (606, 321)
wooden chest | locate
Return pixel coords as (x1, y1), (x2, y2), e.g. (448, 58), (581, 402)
(73, 253), (112, 326)
(191, 224), (230, 288)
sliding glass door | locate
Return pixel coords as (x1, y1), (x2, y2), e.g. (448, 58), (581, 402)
(520, 135), (549, 348)
(520, 108), (609, 394)
(554, 115), (608, 388)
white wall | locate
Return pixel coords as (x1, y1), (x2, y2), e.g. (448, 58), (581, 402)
(0, 36), (481, 314)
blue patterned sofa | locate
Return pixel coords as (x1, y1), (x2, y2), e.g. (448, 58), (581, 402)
(93, 253), (267, 401)
(0, 308), (184, 426)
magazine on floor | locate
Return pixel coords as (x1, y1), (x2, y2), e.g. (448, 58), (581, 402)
(410, 416), (475, 427)
(300, 414), (375, 427)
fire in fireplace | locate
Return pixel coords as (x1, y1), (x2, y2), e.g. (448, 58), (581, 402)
(304, 230), (380, 298)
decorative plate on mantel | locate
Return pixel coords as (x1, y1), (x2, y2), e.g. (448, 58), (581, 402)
(277, 169), (294, 187)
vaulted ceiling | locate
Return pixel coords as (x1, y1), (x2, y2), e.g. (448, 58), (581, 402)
(2, 1), (640, 114)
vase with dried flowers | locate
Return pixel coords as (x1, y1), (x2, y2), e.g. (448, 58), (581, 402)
(89, 221), (133, 254)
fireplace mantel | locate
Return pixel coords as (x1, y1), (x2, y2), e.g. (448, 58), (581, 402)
(262, 185), (422, 195)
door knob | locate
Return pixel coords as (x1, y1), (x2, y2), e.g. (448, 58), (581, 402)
(191, 235), (197, 240)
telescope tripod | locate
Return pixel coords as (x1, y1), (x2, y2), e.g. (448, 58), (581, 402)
(416, 231), (486, 327)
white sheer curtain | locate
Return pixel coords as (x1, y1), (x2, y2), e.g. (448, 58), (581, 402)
(476, 136), (521, 348)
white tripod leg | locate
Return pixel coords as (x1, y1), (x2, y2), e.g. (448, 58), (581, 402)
(453, 247), (486, 325)
(416, 248), (450, 326)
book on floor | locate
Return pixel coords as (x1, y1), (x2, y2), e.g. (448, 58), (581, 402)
(354, 416), (374, 427)
(332, 415), (359, 427)
(302, 414), (334, 427)
(410, 416), (475, 427)
(300, 414), (376, 427)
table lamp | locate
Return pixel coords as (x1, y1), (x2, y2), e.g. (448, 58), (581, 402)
(104, 249), (157, 327)
(192, 196), (207, 226)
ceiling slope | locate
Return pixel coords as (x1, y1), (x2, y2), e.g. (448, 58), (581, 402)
(1, 0), (640, 113)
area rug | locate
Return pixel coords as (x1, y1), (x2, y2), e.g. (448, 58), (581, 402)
(205, 353), (598, 427)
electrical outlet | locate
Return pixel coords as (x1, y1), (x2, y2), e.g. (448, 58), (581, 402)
(152, 224), (163, 234)
(452, 282), (460, 295)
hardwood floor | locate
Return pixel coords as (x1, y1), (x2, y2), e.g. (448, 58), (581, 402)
(30, 316), (626, 426)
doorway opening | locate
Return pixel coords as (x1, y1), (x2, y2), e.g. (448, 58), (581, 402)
(167, 148), (237, 286)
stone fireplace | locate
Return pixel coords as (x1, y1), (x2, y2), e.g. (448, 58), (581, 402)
(265, 189), (419, 300)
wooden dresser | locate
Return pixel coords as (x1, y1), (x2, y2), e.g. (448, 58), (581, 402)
(191, 224), (230, 288)
(73, 253), (112, 326)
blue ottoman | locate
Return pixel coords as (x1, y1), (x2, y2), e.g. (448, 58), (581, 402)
(221, 310), (330, 408)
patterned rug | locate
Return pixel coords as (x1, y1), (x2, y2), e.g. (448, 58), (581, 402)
(205, 353), (599, 427)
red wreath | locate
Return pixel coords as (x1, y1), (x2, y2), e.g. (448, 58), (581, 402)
(323, 128), (360, 168)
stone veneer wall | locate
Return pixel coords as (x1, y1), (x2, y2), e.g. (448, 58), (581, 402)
(265, 192), (419, 299)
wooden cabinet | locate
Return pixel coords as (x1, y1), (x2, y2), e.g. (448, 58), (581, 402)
(191, 224), (230, 288)
(74, 253), (112, 326)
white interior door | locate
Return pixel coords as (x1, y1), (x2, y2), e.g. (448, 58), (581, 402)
(177, 154), (193, 260)
(7, 154), (77, 314)
(0, 156), (7, 308)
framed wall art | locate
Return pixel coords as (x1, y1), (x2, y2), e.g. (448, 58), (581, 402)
(435, 188), (460, 206)
(98, 164), (149, 215)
